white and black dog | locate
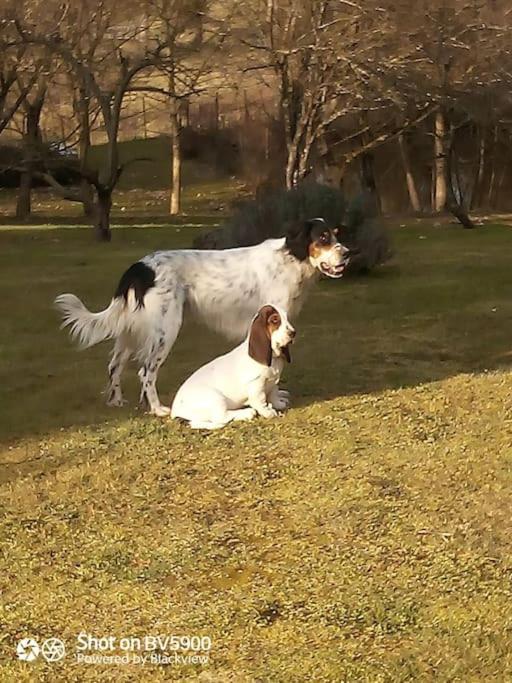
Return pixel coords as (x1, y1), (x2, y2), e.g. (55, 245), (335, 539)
(55, 218), (350, 416)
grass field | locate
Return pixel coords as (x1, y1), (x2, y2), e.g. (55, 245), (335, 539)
(1, 215), (512, 681)
(0, 136), (247, 223)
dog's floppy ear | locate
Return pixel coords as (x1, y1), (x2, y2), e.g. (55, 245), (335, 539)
(285, 220), (315, 261)
(334, 223), (348, 240)
(248, 309), (272, 366)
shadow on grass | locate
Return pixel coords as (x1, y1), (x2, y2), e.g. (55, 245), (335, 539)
(1, 222), (512, 448)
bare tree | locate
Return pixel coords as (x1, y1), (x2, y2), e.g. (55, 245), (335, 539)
(15, 61), (49, 219)
(241, 0), (437, 194)
(0, 9), (38, 135)
(387, 0), (507, 221)
(139, 0), (230, 214)
(5, 0), (512, 226)
(398, 133), (421, 212)
(14, 0), (171, 240)
(242, 0), (373, 189)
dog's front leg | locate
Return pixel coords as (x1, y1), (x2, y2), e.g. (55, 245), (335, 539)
(247, 381), (278, 419)
(269, 385), (289, 412)
(277, 388), (290, 402)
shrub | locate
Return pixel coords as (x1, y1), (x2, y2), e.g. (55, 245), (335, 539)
(342, 191), (393, 273)
(193, 181), (391, 273)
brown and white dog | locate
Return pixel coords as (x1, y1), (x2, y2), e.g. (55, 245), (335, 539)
(171, 304), (295, 429)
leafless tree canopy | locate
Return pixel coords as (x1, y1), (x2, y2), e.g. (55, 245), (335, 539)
(1, 0), (512, 237)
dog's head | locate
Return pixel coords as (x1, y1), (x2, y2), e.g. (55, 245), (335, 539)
(285, 217), (351, 278)
(248, 304), (295, 366)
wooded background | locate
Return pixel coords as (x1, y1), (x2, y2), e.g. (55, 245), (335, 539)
(1, 0), (512, 239)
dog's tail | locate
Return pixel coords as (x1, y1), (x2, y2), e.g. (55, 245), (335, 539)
(54, 293), (126, 349)
(55, 261), (157, 350)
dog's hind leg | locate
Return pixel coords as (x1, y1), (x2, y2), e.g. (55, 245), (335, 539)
(138, 291), (184, 417)
(188, 409), (256, 430)
(106, 336), (132, 407)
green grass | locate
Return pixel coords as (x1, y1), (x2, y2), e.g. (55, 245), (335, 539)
(88, 136), (233, 191)
(0, 178), (245, 224)
(0, 136), (248, 224)
(1, 219), (512, 681)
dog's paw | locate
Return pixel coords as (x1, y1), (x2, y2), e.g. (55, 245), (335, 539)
(106, 395), (128, 408)
(259, 406), (279, 419)
(150, 405), (171, 417)
(271, 399), (288, 412)
(235, 408), (257, 421)
(276, 389), (290, 408)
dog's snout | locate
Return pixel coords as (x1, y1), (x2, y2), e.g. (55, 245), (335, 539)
(335, 241), (350, 255)
(289, 328), (296, 339)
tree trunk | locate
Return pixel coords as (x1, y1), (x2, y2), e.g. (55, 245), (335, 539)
(470, 127), (486, 210)
(16, 171), (32, 219)
(358, 115), (381, 212)
(430, 163), (436, 212)
(296, 110), (317, 183)
(94, 188), (112, 242)
(81, 178), (95, 217)
(280, 70), (309, 190)
(76, 85), (94, 218)
(297, 149), (309, 182)
(398, 133), (421, 212)
(169, 100), (181, 215)
(496, 165), (506, 209)
(434, 110), (447, 213)
(285, 143), (298, 189)
(360, 151), (381, 213)
(297, 139), (311, 183)
(446, 123), (475, 229)
(16, 99), (43, 220)
(487, 126), (499, 209)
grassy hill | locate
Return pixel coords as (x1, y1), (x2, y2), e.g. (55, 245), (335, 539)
(1, 219), (512, 680)
(0, 135), (246, 224)
(88, 135), (238, 191)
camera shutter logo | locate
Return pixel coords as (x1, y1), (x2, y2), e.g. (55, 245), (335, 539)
(41, 638), (66, 662)
(16, 638), (40, 662)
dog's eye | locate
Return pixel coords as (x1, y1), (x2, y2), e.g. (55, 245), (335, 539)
(319, 233), (330, 245)
(269, 314), (280, 325)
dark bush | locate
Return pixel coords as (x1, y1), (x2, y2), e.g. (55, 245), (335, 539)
(181, 127), (240, 175)
(193, 181), (391, 273)
(341, 191), (393, 273)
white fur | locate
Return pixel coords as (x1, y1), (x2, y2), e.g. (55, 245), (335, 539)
(55, 231), (347, 416)
(171, 305), (294, 429)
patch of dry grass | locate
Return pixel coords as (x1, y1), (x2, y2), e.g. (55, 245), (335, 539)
(1, 220), (512, 680)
